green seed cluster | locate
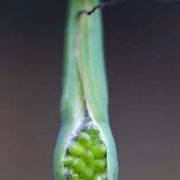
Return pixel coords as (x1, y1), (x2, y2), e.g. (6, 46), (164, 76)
(63, 127), (107, 180)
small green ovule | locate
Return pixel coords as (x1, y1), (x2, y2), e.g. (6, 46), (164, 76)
(63, 126), (107, 180)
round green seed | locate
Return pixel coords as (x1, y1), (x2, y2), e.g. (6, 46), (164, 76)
(78, 132), (92, 148)
(87, 127), (99, 137)
(82, 150), (94, 164)
(64, 155), (74, 166)
(91, 144), (107, 158)
(94, 159), (106, 173)
(68, 142), (85, 157)
(72, 158), (86, 173)
(81, 167), (94, 179)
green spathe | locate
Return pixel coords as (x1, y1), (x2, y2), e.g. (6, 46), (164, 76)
(53, 0), (118, 179)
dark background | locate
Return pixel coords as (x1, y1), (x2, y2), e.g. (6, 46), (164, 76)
(1, 0), (180, 179)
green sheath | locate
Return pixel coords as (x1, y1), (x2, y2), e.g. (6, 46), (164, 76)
(53, 0), (118, 179)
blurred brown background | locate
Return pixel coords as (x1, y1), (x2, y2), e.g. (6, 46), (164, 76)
(1, 0), (180, 179)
